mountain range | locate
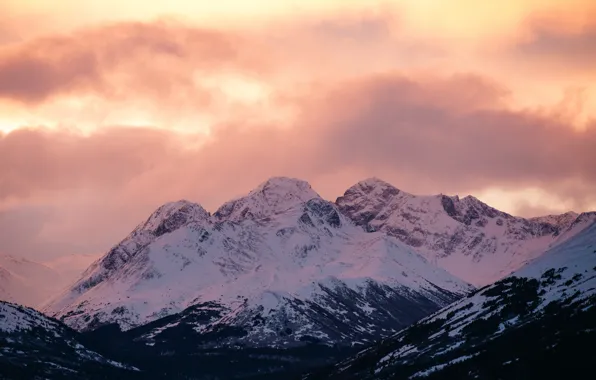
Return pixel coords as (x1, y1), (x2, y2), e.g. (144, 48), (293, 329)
(2, 176), (595, 379)
(44, 178), (472, 347)
(45, 178), (594, 332)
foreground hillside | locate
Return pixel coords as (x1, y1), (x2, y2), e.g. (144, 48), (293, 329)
(304, 220), (596, 379)
(0, 301), (139, 379)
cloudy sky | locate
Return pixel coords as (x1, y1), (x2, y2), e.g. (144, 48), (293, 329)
(1, 0), (595, 263)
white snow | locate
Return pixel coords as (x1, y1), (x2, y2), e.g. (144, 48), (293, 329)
(337, 180), (595, 286)
(43, 176), (595, 346)
(1, 300), (137, 371)
(214, 177), (320, 222)
(356, 218), (596, 377)
(410, 354), (477, 378)
(45, 177), (472, 332)
(0, 301), (62, 333)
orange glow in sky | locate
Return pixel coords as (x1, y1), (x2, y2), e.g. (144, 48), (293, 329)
(1, 0), (595, 260)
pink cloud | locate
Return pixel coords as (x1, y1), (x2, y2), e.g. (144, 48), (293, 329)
(0, 21), (265, 105)
(1, 72), (595, 261)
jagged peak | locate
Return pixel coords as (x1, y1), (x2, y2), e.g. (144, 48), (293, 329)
(335, 178), (402, 229)
(347, 177), (399, 194)
(457, 195), (509, 216)
(460, 194), (488, 208)
(250, 176), (317, 197)
(135, 200), (210, 236)
(214, 177), (320, 222)
(529, 211), (579, 222)
(578, 211), (596, 218)
(337, 177), (402, 207)
(562, 211), (579, 217)
(571, 211), (596, 225)
(150, 199), (209, 219)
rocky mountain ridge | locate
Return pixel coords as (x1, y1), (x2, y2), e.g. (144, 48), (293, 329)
(336, 178), (595, 285)
(45, 178), (471, 347)
(44, 177), (594, 349)
(4, 176), (594, 379)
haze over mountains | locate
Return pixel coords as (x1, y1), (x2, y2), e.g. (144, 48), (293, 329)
(0, 255), (66, 307)
(0, 254), (99, 308)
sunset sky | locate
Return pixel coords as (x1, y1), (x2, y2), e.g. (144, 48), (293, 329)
(1, 0), (595, 263)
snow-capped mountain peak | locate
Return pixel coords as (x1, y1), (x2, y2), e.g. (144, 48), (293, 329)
(335, 178), (402, 229)
(133, 200), (210, 237)
(336, 179), (595, 286)
(214, 176), (321, 222)
(63, 200), (211, 288)
(253, 176), (315, 194)
(529, 210), (579, 226)
(351, 177), (400, 192)
(340, 177), (401, 199)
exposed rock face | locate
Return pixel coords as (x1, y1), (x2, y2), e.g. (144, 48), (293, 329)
(214, 177), (319, 222)
(336, 178), (594, 286)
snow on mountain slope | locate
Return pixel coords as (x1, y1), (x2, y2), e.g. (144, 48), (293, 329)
(336, 178), (595, 286)
(305, 218), (596, 380)
(0, 255), (67, 308)
(121, 231), (468, 350)
(0, 300), (139, 379)
(214, 177), (320, 222)
(45, 177), (472, 348)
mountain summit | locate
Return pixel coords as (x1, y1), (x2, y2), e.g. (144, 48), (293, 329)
(214, 177), (320, 222)
(336, 180), (595, 286)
